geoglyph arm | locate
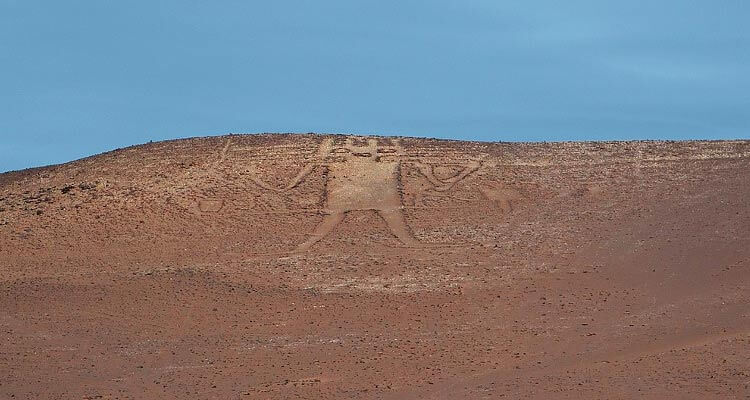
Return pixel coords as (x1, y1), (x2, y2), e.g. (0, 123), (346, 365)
(412, 158), (482, 192)
(247, 138), (333, 192)
(413, 161), (448, 188)
(281, 137), (334, 191)
(440, 159), (481, 186)
(283, 163), (316, 190)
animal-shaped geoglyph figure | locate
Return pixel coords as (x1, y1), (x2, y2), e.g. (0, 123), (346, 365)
(478, 182), (524, 214)
(251, 137), (481, 251)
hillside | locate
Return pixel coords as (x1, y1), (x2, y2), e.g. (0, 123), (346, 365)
(1, 134), (749, 399)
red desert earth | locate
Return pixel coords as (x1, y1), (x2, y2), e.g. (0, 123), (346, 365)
(1, 134), (749, 399)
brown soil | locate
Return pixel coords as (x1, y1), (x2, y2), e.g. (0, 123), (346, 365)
(1, 134), (749, 399)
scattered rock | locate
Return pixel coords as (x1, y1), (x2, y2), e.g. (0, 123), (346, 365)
(61, 185), (75, 194)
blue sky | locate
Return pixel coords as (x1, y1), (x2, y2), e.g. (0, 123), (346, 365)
(1, 1), (748, 172)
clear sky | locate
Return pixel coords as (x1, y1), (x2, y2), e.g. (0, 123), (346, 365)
(1, 1), (748, 172)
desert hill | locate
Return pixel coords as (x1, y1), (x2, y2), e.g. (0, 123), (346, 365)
(1, 134), (749, 398)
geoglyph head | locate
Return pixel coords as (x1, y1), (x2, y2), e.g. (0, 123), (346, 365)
(318, 137), (405, 162)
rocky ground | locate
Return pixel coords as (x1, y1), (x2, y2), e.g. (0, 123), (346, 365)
(1, 134), (749, 399)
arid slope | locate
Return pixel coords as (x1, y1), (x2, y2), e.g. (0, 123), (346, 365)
(1, 134), (749, 399)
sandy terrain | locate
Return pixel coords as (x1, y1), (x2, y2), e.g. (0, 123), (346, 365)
(1, 134), (749, 399)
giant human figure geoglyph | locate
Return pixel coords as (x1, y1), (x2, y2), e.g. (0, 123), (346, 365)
(251, 137), (481, 251)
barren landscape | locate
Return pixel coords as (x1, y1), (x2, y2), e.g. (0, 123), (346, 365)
(1, 134), (749, 399)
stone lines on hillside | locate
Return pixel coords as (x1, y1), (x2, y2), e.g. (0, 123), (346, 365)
(190, 136), (528, 252)
(243, 137), (495, 251)
(196, 136), (234, 213)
